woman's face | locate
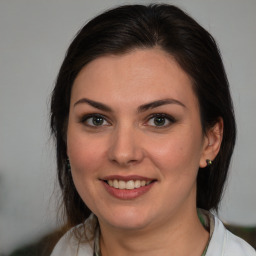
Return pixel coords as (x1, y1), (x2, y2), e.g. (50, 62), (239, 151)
(67, 48), (210, 231)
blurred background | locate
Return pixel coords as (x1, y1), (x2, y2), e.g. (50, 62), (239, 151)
(0, 0), (255, 254)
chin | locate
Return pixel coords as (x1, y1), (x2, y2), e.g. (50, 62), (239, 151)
(100, 207), (154, 231)
(111, 217), (149, 230)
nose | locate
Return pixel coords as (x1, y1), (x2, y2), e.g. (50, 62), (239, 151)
(107, 124), (144, 166)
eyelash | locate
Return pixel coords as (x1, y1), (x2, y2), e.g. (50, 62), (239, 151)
(80, 113), (176, 128)
(145, 113), (176, 128)
(80, 114), (111, 127)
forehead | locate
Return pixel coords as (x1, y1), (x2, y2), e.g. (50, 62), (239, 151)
(71, 48), (198, 110)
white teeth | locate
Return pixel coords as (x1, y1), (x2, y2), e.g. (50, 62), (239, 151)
(126, 180), (134, 190)
(107, 179), (152, 189)
(118, 180), (126, 189)
(113, 179), (119, 188)
(134, 180), (141, 188)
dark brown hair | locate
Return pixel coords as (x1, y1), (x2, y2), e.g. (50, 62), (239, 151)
(50, 4), (236, 228)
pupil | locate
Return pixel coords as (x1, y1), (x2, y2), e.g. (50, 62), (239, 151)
(154, 117), (165, 126)
(93, 117), (103, 126)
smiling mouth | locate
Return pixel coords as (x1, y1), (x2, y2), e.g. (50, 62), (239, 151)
(105, 179), (154, 190)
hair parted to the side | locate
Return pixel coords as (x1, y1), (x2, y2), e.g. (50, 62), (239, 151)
(50, 4), (236, 229)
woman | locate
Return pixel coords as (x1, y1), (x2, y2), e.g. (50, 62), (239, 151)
(50, 4), (255, 255)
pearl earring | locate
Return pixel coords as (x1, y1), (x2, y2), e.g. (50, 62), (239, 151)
(206, 159), (212, 166)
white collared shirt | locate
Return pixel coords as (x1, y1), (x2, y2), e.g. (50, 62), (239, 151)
(51, 211), (256, 256)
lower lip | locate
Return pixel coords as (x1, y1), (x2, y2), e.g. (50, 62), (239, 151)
(102, 181), (155, 200)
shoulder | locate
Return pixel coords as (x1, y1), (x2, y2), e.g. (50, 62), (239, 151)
(225, 230), (256, 255)
(207, 214), (256, 255)
(50, 214), (97, 256)
(50, 226), (94, 256)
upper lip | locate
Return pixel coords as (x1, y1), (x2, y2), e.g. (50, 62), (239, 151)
(101, 175), (156, 182)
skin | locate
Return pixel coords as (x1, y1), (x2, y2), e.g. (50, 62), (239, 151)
(67, 48), (223, 256)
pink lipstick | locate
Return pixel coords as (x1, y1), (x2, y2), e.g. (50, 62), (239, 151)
(101, 175), (156, 200)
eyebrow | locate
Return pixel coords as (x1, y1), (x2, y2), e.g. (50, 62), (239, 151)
(138, 98), (186, 112)
(74, 98), (112, 112)
(73, 98), (186, 112)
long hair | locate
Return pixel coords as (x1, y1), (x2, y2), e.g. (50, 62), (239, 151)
(50, 4), (236, 228)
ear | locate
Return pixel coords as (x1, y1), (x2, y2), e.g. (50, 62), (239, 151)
(199, 118), (223, 168)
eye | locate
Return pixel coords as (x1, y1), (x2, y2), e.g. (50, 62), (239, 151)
(81, 114), (110, 127)
(146, 114), (175, 127)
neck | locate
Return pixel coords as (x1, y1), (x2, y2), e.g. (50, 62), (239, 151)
(99, 207), (209, 256)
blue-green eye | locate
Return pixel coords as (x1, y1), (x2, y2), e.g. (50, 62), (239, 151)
(82, 114), (109, 127)
(147, 114), (175, 127)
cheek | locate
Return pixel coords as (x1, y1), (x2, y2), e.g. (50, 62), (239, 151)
(67, 129), (107, 178)
(67, 131), (108, 209)
(146, 131), (202, 177)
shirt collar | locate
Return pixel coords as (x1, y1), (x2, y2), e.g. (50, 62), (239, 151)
(86, 209), (215, 256)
